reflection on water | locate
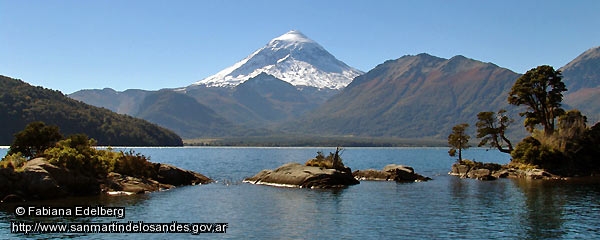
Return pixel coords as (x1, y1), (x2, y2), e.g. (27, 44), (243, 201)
(447, 177), (524, 239)
(514, 179), (566, 239)
(513, 177), (600, 239)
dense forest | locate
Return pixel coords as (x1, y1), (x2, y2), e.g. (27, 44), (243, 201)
(0, 75), (183, 146)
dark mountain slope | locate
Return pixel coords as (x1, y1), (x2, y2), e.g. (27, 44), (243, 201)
(232, 73), (317, 122)
(184, 73), (332, 127)
(135, 91), (237, 138)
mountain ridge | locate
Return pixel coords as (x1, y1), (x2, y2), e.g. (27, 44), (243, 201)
(68, 44), (600, 142)
(282, 53), (524, 138)
(561, 46), (600, 123)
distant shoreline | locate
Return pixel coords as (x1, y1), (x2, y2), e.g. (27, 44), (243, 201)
(183, 136), (448, 147)
(2, 141), (448, 149)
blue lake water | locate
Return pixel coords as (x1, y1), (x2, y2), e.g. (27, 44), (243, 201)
(1, 147), (600, 239)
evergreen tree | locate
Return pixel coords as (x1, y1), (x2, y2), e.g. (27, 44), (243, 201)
(448, 123), (470, 162)
(508, 65), (567, 135)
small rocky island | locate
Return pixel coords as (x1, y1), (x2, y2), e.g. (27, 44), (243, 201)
(353, 164), (431, 182)
(245, 147), (431, 188)
(244, 148), (358, 188)
(1, 158), (211, 202)
(0, 122), (211, 202)
(244, 162), (359, 188)
(445, 65), (600, 181)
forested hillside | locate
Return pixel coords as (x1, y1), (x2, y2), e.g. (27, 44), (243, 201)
(0, 75), (183, 146)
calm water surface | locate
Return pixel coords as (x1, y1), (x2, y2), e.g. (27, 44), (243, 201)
(1, 147), (599, 239)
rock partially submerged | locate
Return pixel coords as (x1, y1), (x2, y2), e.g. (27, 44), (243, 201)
(0, 158), (212, 202)
(155, 163), (211, 186)
(244, 162), (359, 188)
(353, 164), (431, 182)
(101, 172), (166, 194)
(449, 160), (562, 181)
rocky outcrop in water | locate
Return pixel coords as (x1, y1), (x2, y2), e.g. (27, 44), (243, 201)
(449, 160), (563, 181)
(353, 164), (431, 182)
(244, 162), (359, 188)
(0, 158), (212, 202)
(155, 163), (211, 186)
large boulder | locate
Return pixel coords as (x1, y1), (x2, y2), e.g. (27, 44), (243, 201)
(155, 163), (212, 186)
(6, 158), (101, 199)
(467, 168), (495, 181)
(353, 164), (431, 182)
(449, 160), (500, 181)
(23, 158), (100, 195)
(383, 164), (414, 173)
(523, 169), (560, 179)
(102, 172), (164, 194)
(19, 160), (67, 199)
(352, 169), (393, 181)
(244, 162), (359, 188)
(450, 164), (471, 177)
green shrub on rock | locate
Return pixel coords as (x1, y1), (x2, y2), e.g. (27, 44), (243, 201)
(511, 136), (564, 170)
(304, 147), (350, 172)
(0, 153), (27, 170)
(113, 150), (157, 179)
(42, 134), (155, 178)
(45, 135), (111, 176)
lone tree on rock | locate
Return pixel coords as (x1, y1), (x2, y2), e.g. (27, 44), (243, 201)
(508, 65), (567, 135)
(476, 109), (514, 154)
(448, 123), (470, 162)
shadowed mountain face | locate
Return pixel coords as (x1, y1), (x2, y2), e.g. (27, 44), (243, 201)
(0, 75), (183, 146)
(232, 73), (315, 122)
(135, 91), (236, 139)
(184, 73), (336, 127)
(283, 54), (523, 138)
(561, 46), (600, 123)
(70, 74), (308, 137)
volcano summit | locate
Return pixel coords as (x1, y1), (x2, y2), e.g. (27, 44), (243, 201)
(192, 30), (363, 90)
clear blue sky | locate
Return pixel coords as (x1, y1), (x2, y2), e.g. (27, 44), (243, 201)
(1, 0), (599, 94)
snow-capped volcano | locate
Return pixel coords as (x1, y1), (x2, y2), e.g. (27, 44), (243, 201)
(192, 30), (363, 89)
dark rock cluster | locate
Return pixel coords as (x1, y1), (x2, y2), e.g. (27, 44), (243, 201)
(353, 164), (431, 182)
(449, 160), (562, 181)
(1, 158), (212, 202)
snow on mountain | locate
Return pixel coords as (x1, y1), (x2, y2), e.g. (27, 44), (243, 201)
(191, 30), (363, 90)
